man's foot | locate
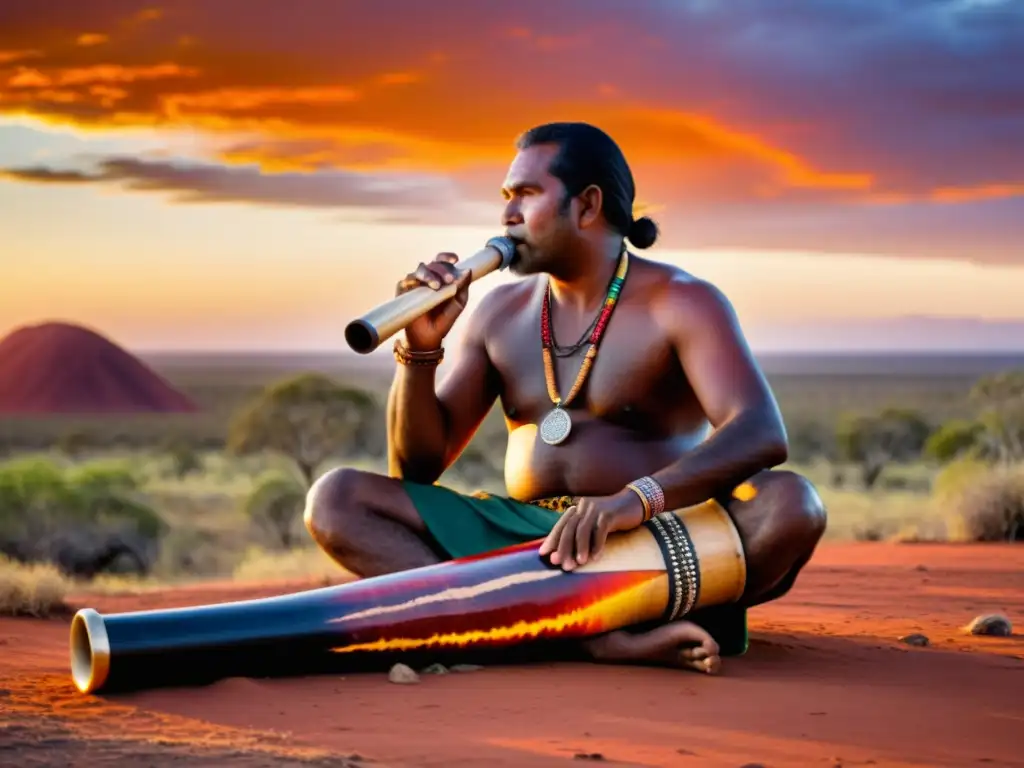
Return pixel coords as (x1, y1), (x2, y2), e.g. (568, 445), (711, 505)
(582, 621), (722, 675)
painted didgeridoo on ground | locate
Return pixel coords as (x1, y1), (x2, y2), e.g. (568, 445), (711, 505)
(69, 500), (746, 695)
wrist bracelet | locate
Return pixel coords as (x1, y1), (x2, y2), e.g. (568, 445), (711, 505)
(625, 476), (666, 522)
(393, 338), (444, 366)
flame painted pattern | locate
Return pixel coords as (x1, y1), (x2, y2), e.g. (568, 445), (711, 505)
(328, 565), (666, 654)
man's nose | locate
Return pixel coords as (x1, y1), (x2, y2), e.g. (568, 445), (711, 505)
(502, 202), (522, 227)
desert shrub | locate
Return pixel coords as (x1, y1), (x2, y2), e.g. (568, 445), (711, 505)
(67, 459), (139, 494)
(152, 527), (226, 576)
(924, 419), (986, 464)
(159, 435), (205, 479)
(0, 455), (168, 577)
(935, 460), (1024, 542)
(932, 457), (990, 500)
(0, 554), (70, 617)
(242, 470), (307, 549)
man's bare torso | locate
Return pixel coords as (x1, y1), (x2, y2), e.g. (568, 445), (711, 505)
(474, 256), (714, 502)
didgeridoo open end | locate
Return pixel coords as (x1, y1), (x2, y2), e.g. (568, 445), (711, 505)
(71, 608), (111, 695)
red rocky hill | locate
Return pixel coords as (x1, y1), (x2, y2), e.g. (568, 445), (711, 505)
(0, 321), (197, 414)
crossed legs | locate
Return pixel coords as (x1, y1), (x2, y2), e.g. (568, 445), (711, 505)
(304, 469), (826, 673)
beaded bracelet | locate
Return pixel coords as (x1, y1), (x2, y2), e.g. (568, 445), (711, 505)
(625, 475), (666, 522)
(393, 338), (444, 367)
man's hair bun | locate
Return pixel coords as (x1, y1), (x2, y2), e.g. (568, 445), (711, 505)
(627, 216), (659, 249)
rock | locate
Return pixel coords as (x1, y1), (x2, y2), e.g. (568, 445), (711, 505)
(449, 664), (484, 673)
(899, 633), (930, 647)
(420, 663), (449, 675)
(573, 753), (604, 761)
(964, 614), (1013, 637)
(388, 663), (420, 684)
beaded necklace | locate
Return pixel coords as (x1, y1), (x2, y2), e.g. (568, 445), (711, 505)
(538, 246), (630, 446)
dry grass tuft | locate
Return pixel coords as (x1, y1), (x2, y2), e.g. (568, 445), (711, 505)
(0, 555), (71, 617)
(934, 460), (1024, 542)
(231, 545), (349, 584)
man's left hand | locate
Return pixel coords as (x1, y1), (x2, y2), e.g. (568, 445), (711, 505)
(538, 490), (646, 571)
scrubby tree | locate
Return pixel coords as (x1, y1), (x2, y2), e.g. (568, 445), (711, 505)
(243, 470), (307, 549)
(924, 371), (1024, 467)
(835, 408), (932, 489)
(969, 370), (1024, 464)
(226, 373), (377, 486)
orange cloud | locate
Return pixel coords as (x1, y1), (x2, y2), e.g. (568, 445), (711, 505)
(377, 72), (422, 86)
(0, 10), (877, 208)
(0, 50), (42, 65)
(26, 63), (198, 87)
(76, 33), (109, 47)
(161, 86), (360, 117)
(0, 0), (1020, 263)
(930, 183), (1024, 204)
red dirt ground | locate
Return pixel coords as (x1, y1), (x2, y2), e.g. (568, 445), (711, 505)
(2, 543), (1022, 767)
(0, 321), (196, 413)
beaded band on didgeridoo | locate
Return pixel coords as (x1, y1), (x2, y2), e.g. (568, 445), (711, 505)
(644, 511), (701, 622)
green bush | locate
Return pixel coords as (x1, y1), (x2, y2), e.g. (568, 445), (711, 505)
(0, 455), (167, 577)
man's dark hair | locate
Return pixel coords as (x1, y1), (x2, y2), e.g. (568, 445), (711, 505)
(515, 121), (659, 249)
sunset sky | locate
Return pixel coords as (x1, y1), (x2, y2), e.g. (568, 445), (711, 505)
(1, 0), (1022, 354)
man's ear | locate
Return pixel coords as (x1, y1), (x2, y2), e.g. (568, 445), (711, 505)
(576, 184), (603, 229)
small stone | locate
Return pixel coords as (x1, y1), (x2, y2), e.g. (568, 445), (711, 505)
(963, 614), (1013, 637)
(573, 753), (604, 761)
(388, 663), (420, 684)
(914, 564), (928, 572)
(420, 663), (449, 675)
(899, 633), (930, 647)
(449, 664), (485, 672)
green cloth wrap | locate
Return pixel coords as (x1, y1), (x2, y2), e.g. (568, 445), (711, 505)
(400, 482), (563, 558)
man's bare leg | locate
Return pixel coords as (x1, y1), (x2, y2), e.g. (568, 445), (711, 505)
(304, 468), (445, 577)
(582, 469), (827, 672)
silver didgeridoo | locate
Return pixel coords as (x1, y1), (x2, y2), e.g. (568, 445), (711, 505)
(343, 236), (517, 354)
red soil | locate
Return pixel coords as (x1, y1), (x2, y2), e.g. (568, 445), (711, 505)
(2, 542), (1022, 767)
(0, 321), (196, 414)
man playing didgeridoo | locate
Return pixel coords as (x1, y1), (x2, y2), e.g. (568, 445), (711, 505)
(305, 122), (827, 674)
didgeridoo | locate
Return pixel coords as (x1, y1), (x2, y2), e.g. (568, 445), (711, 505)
(70, 501), (746, 695)
(344, 235), (517, 354)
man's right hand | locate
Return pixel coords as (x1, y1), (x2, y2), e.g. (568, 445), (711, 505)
(395, 252), (472, 351)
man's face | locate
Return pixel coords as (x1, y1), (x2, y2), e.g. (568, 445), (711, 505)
(500, 144), (575, 275)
